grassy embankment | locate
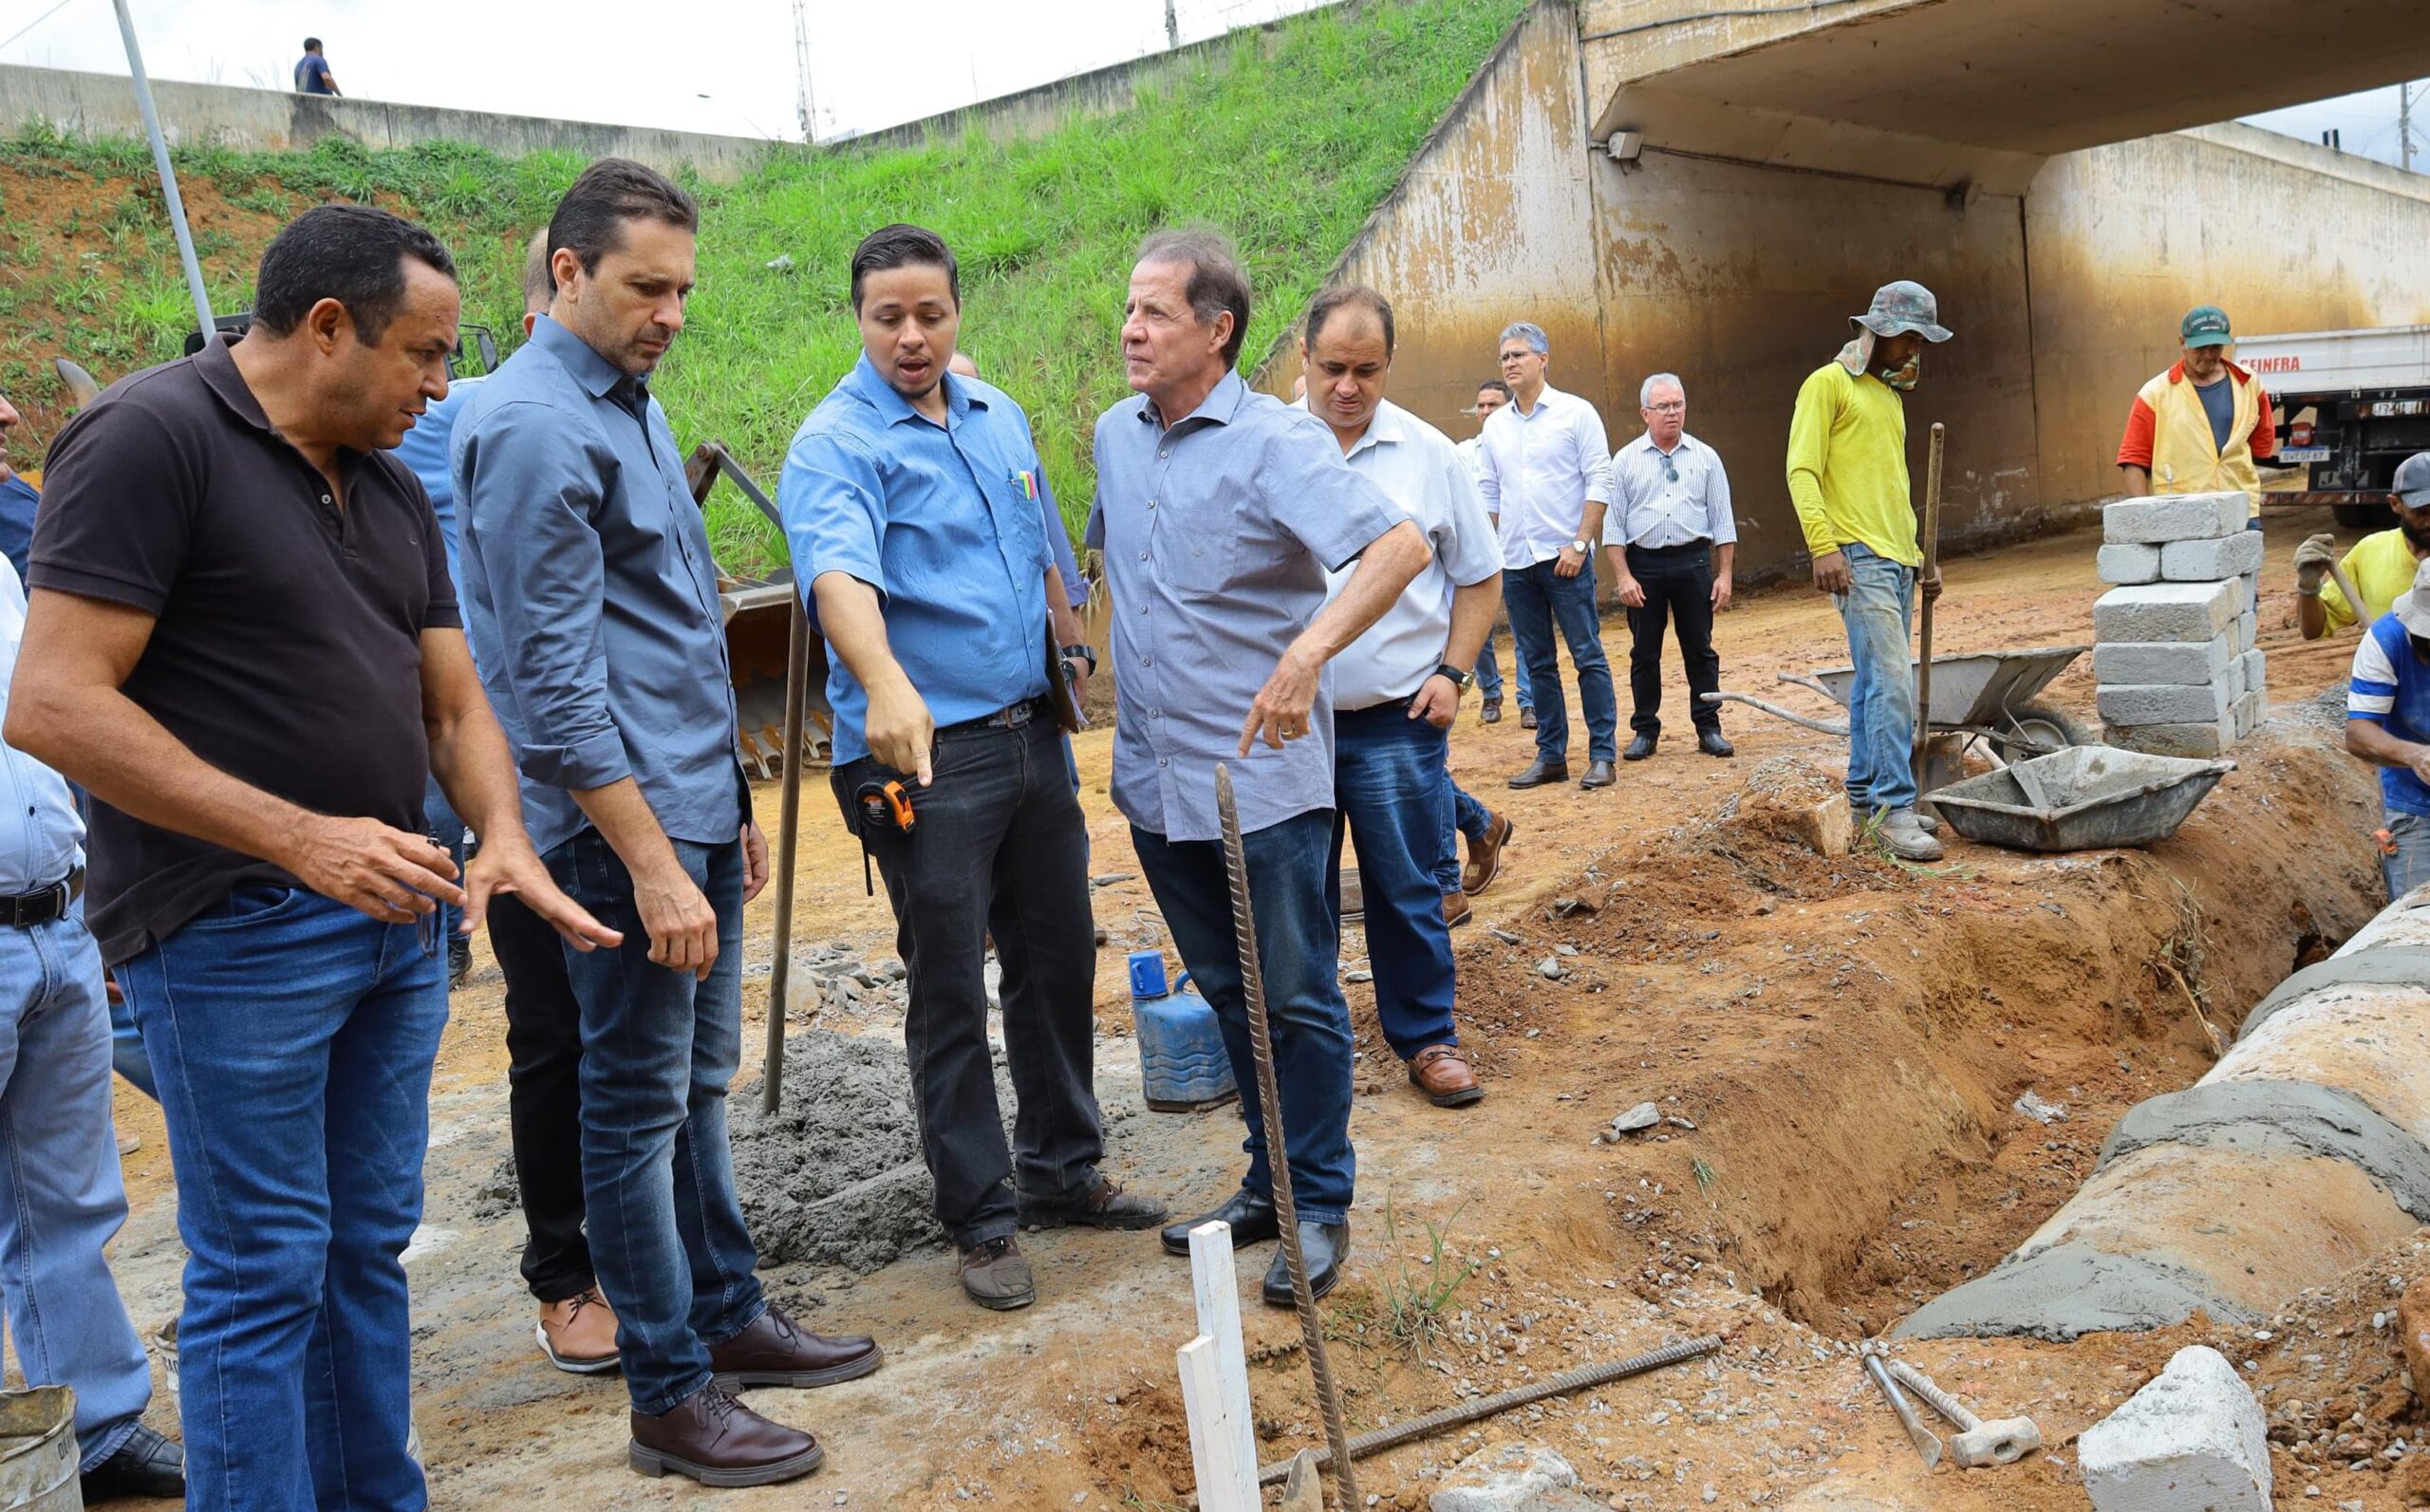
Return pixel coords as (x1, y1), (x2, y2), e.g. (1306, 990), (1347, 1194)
(0, 0), (1523, 575)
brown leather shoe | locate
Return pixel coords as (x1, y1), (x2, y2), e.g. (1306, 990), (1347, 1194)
(1463, 812), (1515, 897)
(1441, 889), (1472, 929)
(708, 1306), (883, 1390)
(629, 1383), (823, 1486)
(1408, 1043), (1483, 1108)
(536, 1286), (621, 1374)
(960, 1236), (1037, 1310)
(1018, 1174), (1170, 1230)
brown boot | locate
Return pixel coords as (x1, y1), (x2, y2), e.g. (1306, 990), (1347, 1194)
(1441, 889), (1472, 929)
(628, 1383), (823, 1486)
(708, 1306), (883, 1390)
(1409, 1043), (1483, 1108)
(1463, 812), (1515, 896)
(535, 1286), (620, 1375)
(960, 1236), (1037, 1311)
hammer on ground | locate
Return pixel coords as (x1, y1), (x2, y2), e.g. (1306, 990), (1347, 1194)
(1861, 1347), (1941, 1468)
(1885, 1358), (2043, 1467)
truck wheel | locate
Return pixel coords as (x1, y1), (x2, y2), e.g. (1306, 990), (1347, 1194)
(2336, 503), (2386, 530)
(1992, 700), (2096, 765)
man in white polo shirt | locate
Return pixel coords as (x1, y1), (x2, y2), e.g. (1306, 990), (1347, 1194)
(1301, 286), (1500, 1109)
(1474, 320), (1617, 791)
(1605, 371), (1735, 761)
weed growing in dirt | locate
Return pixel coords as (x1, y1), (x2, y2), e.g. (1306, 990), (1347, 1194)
(1329, 1195), (1485, 1362)
(0, 0), (1524, 576)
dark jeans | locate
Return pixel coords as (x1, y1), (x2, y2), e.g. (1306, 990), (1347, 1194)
(1622, 541), (1723, 737)
(545, 830), (764, 1417)
(491, 891), (594, 1303)
(1131, 810), (1354, 1225)
(1505, 556), (1618, 763)
(119, 887), (446, 1512)
(1473, 627), (1531, 709)
(1436, 783), (1494, 893)
(421, 777), (467, 948)
(833, 715), (1101, 1249)
(1332, 704), (1458, 1058)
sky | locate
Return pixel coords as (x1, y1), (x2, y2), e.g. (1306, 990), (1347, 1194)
(0, 0), (2421, 166)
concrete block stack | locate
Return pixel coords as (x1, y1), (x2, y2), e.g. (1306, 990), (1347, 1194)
(2091, 493), (2265, 756)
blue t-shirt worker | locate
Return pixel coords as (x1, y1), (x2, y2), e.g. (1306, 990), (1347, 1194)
(2346, 556), (2430, 901)
(293, 37), (339, 95)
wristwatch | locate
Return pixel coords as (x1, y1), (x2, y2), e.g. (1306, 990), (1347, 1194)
(1059, 643), (1098, 672)
(1568, 537), (1591, 554)
(1434, 663), (1473, 690)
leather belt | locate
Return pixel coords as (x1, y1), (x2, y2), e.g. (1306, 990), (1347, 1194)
(0, 867), (83, 928)
(937, 695), (1052, 738)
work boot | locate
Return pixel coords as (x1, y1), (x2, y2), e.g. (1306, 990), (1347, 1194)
(448, 932), (473, 988)
(1519, 707), (1539, 730)
(1463, 812), (1515, 897)
(1877, 808), (1944, 862)
(1507, 756), (1568, 790)
(628, 1383), (823, 1487)
(1161, 1188), (1280, 1255)
(1580, 758), (1617, 790)
(709, 1305), (882, 1390)
(1441, 889), (1472, 929)
(80, 1425), (184, 1503)
(1697, 728), (1735, 758)
(959, 1236), (1037, 1311)
(1262, 1221), (1350, 1308)
(1408, 1043), (1483, 1108)
(1018, 1174), (1169, 1231)
(1480, 698), (1503, 724)
(536, 1285), (622, 1374)
(1623, 732), (1656, 761)
(1872, 803), (1938, 834)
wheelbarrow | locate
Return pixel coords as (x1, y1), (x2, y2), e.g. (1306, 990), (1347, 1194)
(1701, 644), (2094, 768)
(1927, 746), (2234, 852)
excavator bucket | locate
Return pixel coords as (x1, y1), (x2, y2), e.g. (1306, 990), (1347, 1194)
(685, 443), (832, 778)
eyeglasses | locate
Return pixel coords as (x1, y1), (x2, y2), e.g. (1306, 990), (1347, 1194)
(1660, 457), (1678, 484)
(1645, 401), (1685, 414)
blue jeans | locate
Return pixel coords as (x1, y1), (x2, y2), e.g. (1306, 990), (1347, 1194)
(1131, 811), (1354, 1224)
(1437, 782), (1495, 893)
(1505, 557), (1618, 763)
(0, 903), (151, 1472)
(108, 979), (156, 1099)
(1332, 705), (1459, 1058)
(1474, 628), (1531, 709)
(120, 886), (447, 1512)
(546, 830), (765, 1417)
(1835, 542), (1919, 815)
(421, 777), (468, 949)
(2384, 810), (2430, 903)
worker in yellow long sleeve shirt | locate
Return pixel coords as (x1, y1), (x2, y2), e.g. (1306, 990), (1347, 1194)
(1785, 280), (1953, 862)
(2293, 452), (2430, 640)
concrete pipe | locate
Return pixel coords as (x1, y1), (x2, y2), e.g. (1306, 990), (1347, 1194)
(1900, 889), (2430, 1341)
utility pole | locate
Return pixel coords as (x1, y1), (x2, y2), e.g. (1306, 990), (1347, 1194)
(110, 0), (213, 341)
(1165, 0), (1180, 49)
(793, 0), (817, 144)
(2403, 81), (2417, 173)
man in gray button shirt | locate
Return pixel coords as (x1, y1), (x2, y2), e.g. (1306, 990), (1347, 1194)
(456, 159), (880, 1487)
(1089, 231), (1427, 1307)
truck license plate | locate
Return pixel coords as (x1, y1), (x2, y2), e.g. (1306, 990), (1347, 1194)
(2278, 446), (2330, 462)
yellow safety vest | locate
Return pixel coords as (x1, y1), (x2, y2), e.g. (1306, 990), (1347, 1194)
(2137, 362), (2265, 515)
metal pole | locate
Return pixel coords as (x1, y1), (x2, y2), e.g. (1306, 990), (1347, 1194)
(109, 0), (214, 341)
(761, 593), (812, 1112)
(2403, 82), (2417, 175)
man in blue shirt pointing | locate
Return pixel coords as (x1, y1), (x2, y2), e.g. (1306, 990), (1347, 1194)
(781, 225), (1166, 1316)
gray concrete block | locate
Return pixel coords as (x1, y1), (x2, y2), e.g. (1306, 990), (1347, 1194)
(2098, 543), (2161, 586)
(2234, 610), (2258, 653)
(2103, 493), (2250, 545)
(2093, 634), (2235, 687)
(1431, 1444), (1598, 1512)
(2092, 580), (2241, 644)
(2160, 530), (2264, 582)
(2236, 648), (2266, 699)
(2079, 1345), (2270, 1512)
(2098, 681), (2235, 725)
(2105, 716), (2235, 758)
(2233, 690), (2261, 741)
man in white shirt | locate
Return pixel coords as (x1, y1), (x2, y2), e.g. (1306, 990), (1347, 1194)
(1302, 287), (1500, 1110)
(1605, 373), (1736, 761)
(1474, 321), (1618, 791)
(1457, 379), (1526, 726)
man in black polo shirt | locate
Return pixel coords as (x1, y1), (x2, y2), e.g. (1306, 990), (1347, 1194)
(9, 204), (615, 1512)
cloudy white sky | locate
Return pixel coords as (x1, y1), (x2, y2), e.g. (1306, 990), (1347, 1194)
(0, 0), (2421, 166)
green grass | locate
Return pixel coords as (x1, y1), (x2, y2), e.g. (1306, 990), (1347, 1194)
(0, 0), (1524, 575)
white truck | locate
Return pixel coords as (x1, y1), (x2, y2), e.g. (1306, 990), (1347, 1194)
(2235, 324), (2430, 529)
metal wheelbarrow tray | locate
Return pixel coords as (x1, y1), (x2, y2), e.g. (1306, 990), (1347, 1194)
(1706, 644), (2093, 765)
(1927, 745), (2234, 852)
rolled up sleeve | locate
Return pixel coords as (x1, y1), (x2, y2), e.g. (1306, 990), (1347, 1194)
(1706, 449), (1737, 547)
(1438, 450), (1504, 588)
(778, 426), (888, 623)
(458, 401), (629, 793)
(1574, 403), (1614, 507)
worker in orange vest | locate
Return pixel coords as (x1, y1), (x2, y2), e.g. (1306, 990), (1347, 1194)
(2115, 304), (2278, 511)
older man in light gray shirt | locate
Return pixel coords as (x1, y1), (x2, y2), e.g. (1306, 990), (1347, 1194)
(1603, 372), (1736, 761)
(1090, 232), (1426, 1309)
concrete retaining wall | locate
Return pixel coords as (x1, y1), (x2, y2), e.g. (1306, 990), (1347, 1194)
(1899, 888), (2430, 1341)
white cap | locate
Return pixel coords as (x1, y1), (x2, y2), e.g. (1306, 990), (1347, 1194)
(2395, 558), (2430, 638)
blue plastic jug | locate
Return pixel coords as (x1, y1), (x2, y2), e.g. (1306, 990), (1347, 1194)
(1129, 949), (1238, 1111)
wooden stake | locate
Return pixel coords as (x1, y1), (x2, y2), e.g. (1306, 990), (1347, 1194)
(1188, 1221), (1259, 1482)
(1178, 1335), (1259, 1512)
